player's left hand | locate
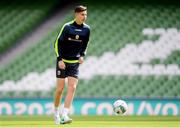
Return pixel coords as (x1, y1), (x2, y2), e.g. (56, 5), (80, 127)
(79, 57), (84, 64)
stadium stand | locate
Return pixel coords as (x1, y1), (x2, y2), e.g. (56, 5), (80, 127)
(0, 0), (56, 54)
(0, 0), (180, 98)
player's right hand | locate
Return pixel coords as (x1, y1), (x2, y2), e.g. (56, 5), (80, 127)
(58, 60), (66, 69)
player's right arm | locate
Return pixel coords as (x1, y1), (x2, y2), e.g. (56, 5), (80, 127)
(54, 24), (68, 69)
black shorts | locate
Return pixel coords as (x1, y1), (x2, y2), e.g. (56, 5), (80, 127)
(56, 60), (80, 78)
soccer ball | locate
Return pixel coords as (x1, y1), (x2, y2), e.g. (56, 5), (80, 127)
(113, 100), (128, 115)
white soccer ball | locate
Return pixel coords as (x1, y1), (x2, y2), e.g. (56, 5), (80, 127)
(113, 100), (128, 115)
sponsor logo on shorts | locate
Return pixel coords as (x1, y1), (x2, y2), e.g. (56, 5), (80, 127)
(57, 70), (61, 75)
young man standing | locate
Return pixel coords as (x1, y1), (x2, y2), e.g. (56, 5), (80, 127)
(54, 5), (90, 124)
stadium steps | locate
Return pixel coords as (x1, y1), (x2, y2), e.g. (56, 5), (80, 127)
(0, 1), (180, 98)
(0, 0), (56, 55)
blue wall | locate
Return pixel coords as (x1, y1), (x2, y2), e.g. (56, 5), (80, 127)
(0, 98), (179, 115)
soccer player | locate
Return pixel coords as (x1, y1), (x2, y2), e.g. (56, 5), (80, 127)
(54, 5), (90, 124)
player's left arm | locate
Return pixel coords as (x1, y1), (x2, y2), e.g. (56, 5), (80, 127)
(80, 29), (90, 57)
(79, 29), (90, 64)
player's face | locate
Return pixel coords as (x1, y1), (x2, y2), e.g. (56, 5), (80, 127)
(75, 10), (87, 24)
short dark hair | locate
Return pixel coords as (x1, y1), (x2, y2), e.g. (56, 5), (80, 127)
(74, 5), (87, 13)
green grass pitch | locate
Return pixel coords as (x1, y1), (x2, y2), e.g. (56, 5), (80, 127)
(0, 115), (180, 128)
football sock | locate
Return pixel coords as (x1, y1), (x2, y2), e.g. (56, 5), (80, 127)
(54, 107), (59, 115)
(62, 108), (69, 116)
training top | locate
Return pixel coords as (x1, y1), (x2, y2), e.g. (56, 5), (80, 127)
(54, 20), (90, 62)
